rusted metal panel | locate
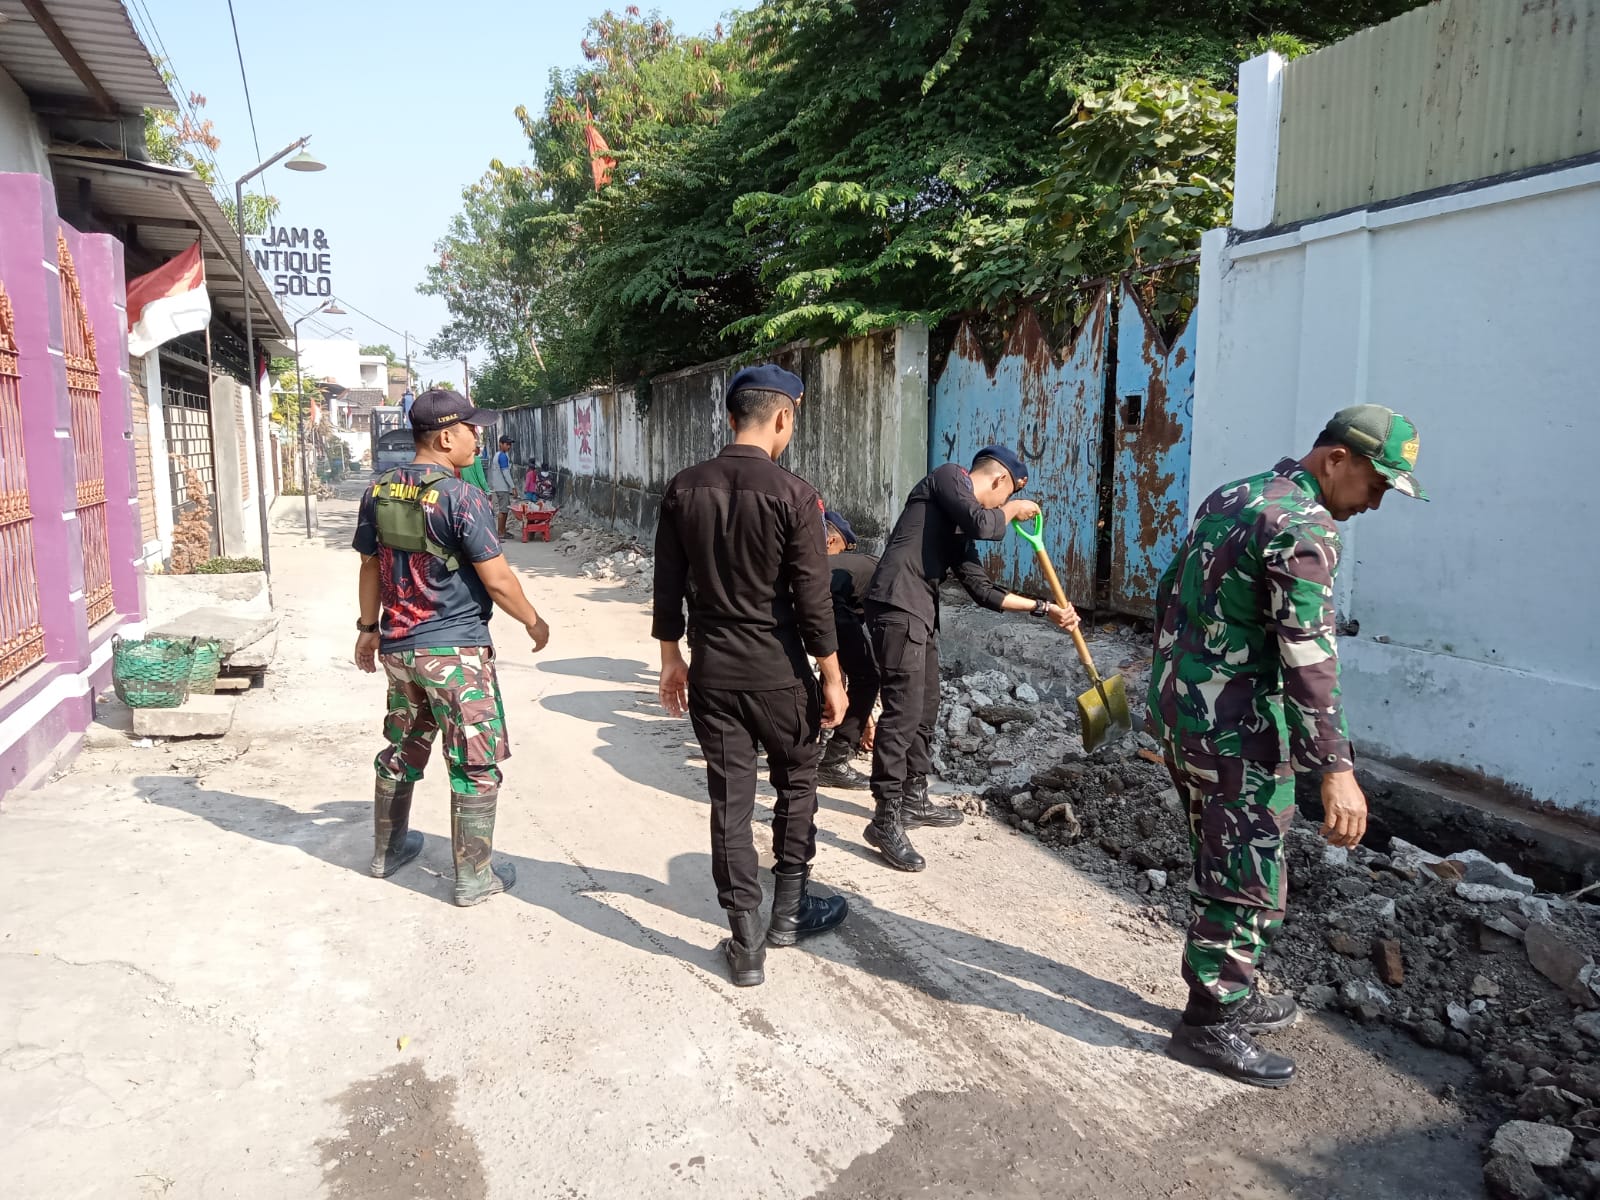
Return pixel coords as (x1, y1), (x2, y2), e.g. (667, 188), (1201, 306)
(57, 230), (113, 627)
(1108, 287), (1197, 617)
(928, 291), (1109, 606)
(0, 277), (45, 688)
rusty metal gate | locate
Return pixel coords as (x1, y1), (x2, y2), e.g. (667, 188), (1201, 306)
(58, 232), (114, 627)
(929, 281), (1196, 617)
(0, 278), (45, 686)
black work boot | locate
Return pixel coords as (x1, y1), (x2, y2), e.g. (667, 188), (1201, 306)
(371, 778), (424, 878)
(864, 791), (926, 872)
(451, 791), (517, 907)
(900, 775), (963, 828)
(816, 736), (871, 790)
(723, 909), (767, 987)
(1167, 1020), (1296, 1088)
(767, 864), (849, 947)
(1230, 987), (1300, 1033)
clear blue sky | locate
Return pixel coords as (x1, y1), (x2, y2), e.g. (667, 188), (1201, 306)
(135, 0), (734, 390)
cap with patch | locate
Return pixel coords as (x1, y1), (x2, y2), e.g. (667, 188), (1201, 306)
(823, 510), (857, 547)
(727, 363), (804, 404)
(973, 444), (1028, 490)
(409, 388), (497, 434)
(1322, 404), (1427, 500)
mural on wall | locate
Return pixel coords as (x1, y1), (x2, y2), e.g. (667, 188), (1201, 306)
(571, 397), (598, 476)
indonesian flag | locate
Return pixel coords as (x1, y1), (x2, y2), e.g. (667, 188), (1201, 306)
(584, 106), (615, 192)
(127, 242), (210, 357)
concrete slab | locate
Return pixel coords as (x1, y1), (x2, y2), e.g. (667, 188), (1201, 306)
(148, 607), (280, 655)
(131, 694), (237, 739)
(213, 676), (251, 693)
(225, 630), (277, 671)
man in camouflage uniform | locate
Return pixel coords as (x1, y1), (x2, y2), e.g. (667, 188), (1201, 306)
(1148, 404), (1427, 1086)
(354, 389), (551, 906)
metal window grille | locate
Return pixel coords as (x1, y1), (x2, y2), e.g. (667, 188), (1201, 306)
(57, 233), (114, 627)
(162, 384), (216, 512)
(0, 278), (45, 686)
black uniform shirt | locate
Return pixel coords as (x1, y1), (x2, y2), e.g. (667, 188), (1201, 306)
(652, 443), (838, 690)
(830, 550), (879, 628)
(865, 463), (1011, 631)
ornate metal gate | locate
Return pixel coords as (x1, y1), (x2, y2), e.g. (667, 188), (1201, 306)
(0, 278), (45, 685)
(58, 232), (114, 627)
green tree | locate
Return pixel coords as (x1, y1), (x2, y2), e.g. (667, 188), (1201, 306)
(361, 343), (399, 365)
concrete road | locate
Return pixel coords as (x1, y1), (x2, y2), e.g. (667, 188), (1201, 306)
(0, 493), (1489, 1199)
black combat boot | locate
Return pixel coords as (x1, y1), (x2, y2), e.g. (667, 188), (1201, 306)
(766, 864), (849, 947)
(451, 791), (517, 907)
(1167, 1020), (1296, 1088)
(900, 775), (963, 828)
(723, 910), (767, 986)
(1230, 986), (1300, 1033)
(864, 790), (926, 872)
(816, 735), (870, 790)
(371, 778), (424, 878)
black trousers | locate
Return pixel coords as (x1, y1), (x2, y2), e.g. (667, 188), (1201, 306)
(833, 616), (881, 748)
(867, 607), (940, 801)
(688, 680), (822, 912)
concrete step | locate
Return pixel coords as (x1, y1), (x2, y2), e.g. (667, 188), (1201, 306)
(131, 694), (237, 739)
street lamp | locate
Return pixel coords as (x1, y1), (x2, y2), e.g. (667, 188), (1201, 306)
(235, 135), (325, 580)
(293, 301), (346, 537)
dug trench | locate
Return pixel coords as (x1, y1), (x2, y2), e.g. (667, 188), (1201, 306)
(921, 595), (1600, 1200)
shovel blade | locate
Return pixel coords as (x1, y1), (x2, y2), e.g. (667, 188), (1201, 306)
(1076, 672), (1133, 752)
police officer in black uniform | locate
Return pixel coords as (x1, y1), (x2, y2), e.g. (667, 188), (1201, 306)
(816, 511), (880, 791)
(653, 365), (850, 988)
(864, 446), (1080, 872)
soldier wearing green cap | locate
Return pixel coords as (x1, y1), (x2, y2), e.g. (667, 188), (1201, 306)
(1148, 404), (1426, 1088)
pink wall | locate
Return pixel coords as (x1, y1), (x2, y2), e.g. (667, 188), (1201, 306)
(0, 172), (147, 800)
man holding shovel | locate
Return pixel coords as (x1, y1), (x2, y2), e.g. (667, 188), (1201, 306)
(1150, 405), (1427, 1087)
(863, 447), (1080, 872)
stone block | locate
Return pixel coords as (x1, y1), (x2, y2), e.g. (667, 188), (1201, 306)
(132, 695), (237, 739)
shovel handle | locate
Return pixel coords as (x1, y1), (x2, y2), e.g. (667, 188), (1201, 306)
(1028, 545), (1104, 688)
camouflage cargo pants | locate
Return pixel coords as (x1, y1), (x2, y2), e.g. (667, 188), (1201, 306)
(374, 647), (510, 796)
(1163, 742), (1295, 1006)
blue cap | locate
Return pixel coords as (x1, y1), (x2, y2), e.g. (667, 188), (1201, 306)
(727, 363), (804, 403)
(823, 510), (857, 547)
(410, 388), (496, 433)
(973, 444), (1027, 489)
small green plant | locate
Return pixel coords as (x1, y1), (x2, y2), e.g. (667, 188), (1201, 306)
(193, 556), (265, 575)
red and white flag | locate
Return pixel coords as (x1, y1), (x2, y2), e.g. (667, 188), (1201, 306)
(127, 242), (210, 357)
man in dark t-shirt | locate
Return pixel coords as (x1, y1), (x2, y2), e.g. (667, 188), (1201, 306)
(353, 389), (551, 907)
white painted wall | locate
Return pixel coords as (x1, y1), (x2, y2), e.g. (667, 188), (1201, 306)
(1192, 161), (1600, 815)
(295, 338), (360, 390)
(357, 355), (387, 390)
(0, 67), (49, 178)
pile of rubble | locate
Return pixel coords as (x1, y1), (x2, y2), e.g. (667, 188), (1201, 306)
(931, 655), (1600, 1198)
(558, 527), (655, 590)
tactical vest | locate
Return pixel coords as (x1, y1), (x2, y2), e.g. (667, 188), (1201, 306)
(373, 468), (460, 571)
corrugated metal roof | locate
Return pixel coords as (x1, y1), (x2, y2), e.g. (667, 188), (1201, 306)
(49, 153), (291, 339)
(0, 0), (173, 111)
(1274, 0), (1600, 225)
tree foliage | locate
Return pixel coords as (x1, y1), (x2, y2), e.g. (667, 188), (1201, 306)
(143, 65), (278, 236)
(426, 0), (1425, 403)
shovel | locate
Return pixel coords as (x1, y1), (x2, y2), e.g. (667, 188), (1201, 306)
(1011, 513), (1132, 752)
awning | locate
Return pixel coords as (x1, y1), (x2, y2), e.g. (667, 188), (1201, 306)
(0, 0), (173, 114)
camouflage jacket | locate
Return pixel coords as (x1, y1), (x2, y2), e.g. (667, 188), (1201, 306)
(1146, 458), (1353, 774)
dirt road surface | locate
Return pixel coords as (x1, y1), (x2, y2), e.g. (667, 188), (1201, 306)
(0, 491), (1489, 1199)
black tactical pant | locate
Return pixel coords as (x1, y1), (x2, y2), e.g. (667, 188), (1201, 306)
(688, 680), (823, 912)
(867, 606), (940, 801)
(833, 616), (880, 749)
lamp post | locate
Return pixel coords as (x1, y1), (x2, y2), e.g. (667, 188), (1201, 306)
(293, 301), (346, 536)
(235, 137), (324, 579)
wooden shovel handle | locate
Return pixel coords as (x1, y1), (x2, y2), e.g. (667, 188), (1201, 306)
(1031, 547), (1102, 687)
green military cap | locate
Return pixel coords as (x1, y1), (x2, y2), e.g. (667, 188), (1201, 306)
(1322, 404), (1428, 500)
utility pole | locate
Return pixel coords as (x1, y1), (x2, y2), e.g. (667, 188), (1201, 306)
(462, 354), (470, 400)
(404, 330), (412, 394)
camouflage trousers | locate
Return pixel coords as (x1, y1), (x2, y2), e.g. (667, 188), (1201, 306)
(1163, 742), (1296, 1006)
(374, 647), (509, 797)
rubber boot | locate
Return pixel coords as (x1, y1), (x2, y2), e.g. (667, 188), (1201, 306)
(766, 864), (849, 947)
(451, 791), (516, 907)
(900, 775), (963, 828)
(1230, 986), (1300, 1033)
(723, 909), (767, 987)
(1167, 1020), (1296, 1088)
(864, 790), (925, 872)
(371, 778), (424, 878)
(816, 735), (870, 791)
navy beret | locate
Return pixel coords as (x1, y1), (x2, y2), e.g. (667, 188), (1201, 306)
(973, 444), (1028, 488)
(823, 510), (857, 546)
(727, 363), (804, 403)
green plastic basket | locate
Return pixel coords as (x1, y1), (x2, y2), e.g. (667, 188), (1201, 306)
(187, 638), (223, 695)
(112, 636), (197, 709)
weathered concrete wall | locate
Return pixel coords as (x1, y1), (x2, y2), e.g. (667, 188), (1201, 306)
(1193, 153), (1600, 815)
(499, 326), (929, 551)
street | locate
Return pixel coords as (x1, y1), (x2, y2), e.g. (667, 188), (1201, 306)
(0, 490), (1488, 1199)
